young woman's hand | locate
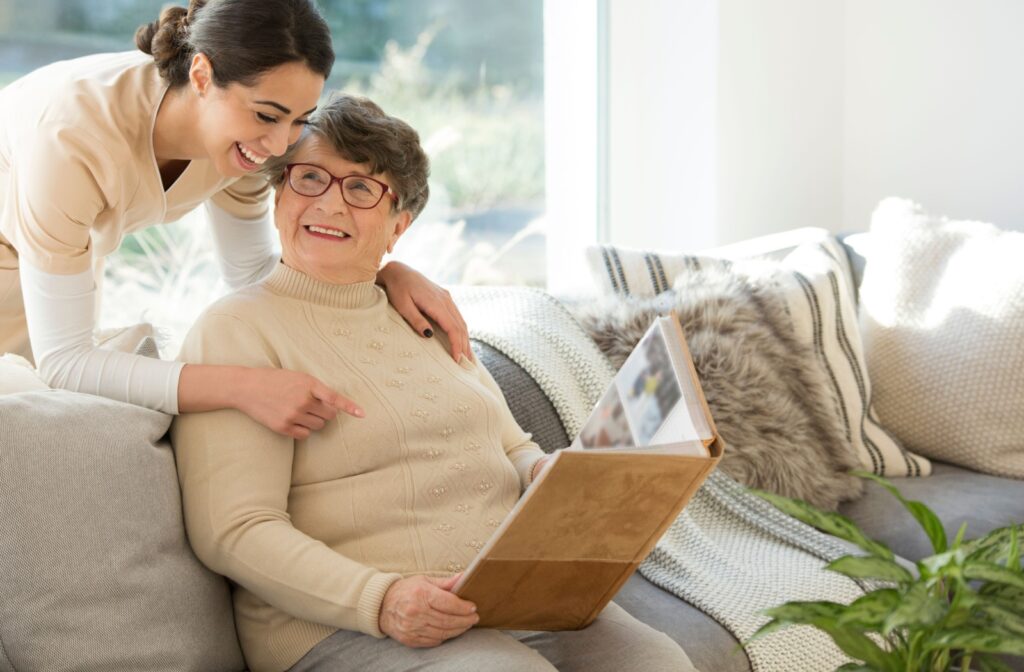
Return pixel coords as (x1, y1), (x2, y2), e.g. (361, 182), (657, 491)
(379, 574), (479, 648)
(377, 261), (472, 362)
(234, 367), (363, 439)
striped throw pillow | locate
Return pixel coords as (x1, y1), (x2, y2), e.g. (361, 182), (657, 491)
(773, 242), (931, 478)
(584, 245), (701, 297)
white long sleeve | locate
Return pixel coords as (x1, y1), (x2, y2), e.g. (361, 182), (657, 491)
(19, 262), (184, 413)
(205, 200), (280, 290)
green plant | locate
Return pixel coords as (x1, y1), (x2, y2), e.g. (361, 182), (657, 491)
(749, 472), (1024, 672)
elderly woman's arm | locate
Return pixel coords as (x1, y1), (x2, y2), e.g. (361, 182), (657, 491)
(470, 352), (549, 490)
(171, 311), (401, 637)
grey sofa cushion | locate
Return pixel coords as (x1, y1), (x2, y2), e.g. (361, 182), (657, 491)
(615, 575), (750, 672)
(840, 461), (1024, 562)
(472, 340), (570, 453)
(0, 390), (245, 672)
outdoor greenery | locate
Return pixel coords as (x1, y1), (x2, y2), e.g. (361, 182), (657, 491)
(1, 1), (548, 330)
(750, 473), (1024, 672)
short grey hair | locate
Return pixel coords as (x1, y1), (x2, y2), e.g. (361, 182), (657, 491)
(265, 93), (430, 219)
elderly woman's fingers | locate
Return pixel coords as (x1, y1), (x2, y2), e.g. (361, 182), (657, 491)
(423, 578), (477, 616)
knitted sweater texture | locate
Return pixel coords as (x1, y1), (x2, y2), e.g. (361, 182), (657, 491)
(171, 263), (545, 672)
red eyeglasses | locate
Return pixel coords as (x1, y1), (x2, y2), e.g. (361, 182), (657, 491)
(284, 163), (399, 209)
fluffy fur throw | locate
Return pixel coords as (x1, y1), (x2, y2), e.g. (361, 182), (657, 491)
(572, 263), (864, 510)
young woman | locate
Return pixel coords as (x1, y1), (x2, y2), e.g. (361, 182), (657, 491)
(0, 0), (471, 439)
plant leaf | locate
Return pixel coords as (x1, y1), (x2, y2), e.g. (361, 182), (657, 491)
(952, 522), (969, 549)
(925, 628), (1024, 656)
(836, 665), (877, 672)
(837, 589), (902, 630)
(1009, 525), (1020, 572)
(743, 618), (789, 645)
(761, 601), (898, 672)
(979, 583), (1024, 614)
(883, 583), (945, 635)
(977, 653), (1014, 672)
(853, 470), (948, 554)
(827, 556), (914, 584)
(750, 489), (894, 560)
(763, 600), (848, 623)
(965, 525), (1024, 565)
(964, 561), (1024, 590)
(815, 624), (899, 672)
(975, 603), (1024, 636)
(919, 548), (965, 578)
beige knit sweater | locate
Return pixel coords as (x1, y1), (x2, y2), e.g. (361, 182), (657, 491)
(171, 263), (546, 672)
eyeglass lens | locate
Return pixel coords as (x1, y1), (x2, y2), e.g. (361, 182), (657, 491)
(289, 165), (386, 208)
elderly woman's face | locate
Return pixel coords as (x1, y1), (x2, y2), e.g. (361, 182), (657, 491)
(274, 134), (411, 284)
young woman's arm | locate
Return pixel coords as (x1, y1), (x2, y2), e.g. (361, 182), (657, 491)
(20, 262), (184, 412)
(20, 261), (360, 435)
(205, 200), (280, 289)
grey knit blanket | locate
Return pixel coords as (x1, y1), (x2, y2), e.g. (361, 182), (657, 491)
(454, 286), (870, 672)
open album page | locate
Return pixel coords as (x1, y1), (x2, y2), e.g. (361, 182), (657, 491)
(573, 316), (709, 457)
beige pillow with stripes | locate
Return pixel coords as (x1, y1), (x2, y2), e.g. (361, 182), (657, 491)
(585, 245), (696, 297)
(772, 242), (930, 477)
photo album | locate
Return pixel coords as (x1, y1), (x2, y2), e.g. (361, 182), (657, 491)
(454, 312), (724, 630)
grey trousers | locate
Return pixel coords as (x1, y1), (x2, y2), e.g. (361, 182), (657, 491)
(288, 602), (698, 672)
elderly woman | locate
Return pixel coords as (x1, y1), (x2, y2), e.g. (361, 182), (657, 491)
(171, 94), (697, 672)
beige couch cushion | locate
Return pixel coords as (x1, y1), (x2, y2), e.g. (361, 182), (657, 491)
(0, 390), (245, 672)
(859, 198), (1024, 478)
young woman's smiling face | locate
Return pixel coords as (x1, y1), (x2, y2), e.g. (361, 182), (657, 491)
(195, 59), (324, 177)
(274, 134), (412, 284)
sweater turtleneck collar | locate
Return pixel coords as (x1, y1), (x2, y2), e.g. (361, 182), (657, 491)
(262, 261), (382, 310)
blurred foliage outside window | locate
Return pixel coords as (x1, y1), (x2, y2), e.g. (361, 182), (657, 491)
(0, 0), (545, 351)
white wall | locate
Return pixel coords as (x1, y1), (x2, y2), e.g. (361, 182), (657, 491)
(718, 0), (1024, 238)
(606, 0), (719, 252)
(547, 0), (1024, 274)
(717, 0), (845, 244)
(844, 0), (1024, 231)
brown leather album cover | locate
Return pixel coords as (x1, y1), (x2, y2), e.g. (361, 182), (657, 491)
(453, 314), (724, 630)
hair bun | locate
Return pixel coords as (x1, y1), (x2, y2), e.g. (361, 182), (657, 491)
(135, 5), (191, 83)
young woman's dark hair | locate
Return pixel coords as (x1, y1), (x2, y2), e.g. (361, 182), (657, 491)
(135, 0), (334, 88)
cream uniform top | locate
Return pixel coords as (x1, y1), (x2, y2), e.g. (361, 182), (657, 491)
(0, 50), (279, 413)
(0, 49), (269, 275)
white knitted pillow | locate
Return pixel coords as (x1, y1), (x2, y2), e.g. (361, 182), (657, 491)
(859, 198), (1024, 478)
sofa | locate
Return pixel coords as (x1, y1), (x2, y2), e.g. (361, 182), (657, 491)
(1, 223), (1022, 672)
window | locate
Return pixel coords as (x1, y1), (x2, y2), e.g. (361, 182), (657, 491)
(0, 1), (546, 347)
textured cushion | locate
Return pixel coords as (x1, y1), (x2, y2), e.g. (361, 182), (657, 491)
(584, 244), (698, 297)
(0, 390), (245, 672)
(859, 198), (1024, 478)
(774, 242), (930, 477)
(0, 353), (48, 395)
(840, 461), (1024, 562)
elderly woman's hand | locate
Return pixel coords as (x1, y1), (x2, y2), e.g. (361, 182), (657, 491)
(379, 574), (479, 648)
(235, 368), (364, 440)
(376, 261), (472, 362)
